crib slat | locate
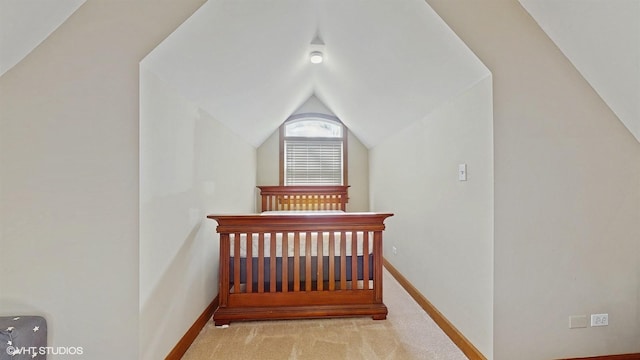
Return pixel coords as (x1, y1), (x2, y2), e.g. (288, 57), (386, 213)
(305, 231), (312, 291)
(329, 232), (335, 291)
(340, 232), (347, 290)
(293, 232), (300, 292)
(258, 233), (264, 293)
(363, 231), (369, 290)
(317, 232), (323, 291)
(270, 232), (276, 292)
(352, 231), (358, 289)
(234, 233), (241, 293)
(282, 232), (288, 292)
(246, 233), (253, 293)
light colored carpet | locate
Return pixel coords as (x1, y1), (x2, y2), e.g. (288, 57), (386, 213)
(182, 269), (468, 360)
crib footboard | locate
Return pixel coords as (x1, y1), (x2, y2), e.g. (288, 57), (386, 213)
(207, 212), (393, 325)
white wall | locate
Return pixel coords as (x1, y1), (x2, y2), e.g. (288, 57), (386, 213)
(346, 131), (370, 212)
(370, 77), (494, 358)
(426, 0), (640, 359)
(0, 1), (205, 359)
(291, 95), (334, 115)
(139, 69), (256, 359)
(256, 131), (279, 194)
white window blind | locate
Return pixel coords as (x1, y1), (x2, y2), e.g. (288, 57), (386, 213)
(284, 139), (343, 185)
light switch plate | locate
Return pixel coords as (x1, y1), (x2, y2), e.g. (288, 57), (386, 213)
(569, 315), (588, 329)
(458, 164), (467, 181)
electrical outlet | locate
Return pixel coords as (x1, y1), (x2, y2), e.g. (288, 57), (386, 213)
(591, 314), (608, 327)
(392, 246), (397, 255)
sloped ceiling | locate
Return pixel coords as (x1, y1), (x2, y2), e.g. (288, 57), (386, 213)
(141, 0), (490, 148)
(5, 1), (635, 146)
(0, 0), (85, 76)
(520, 0), (640, 142)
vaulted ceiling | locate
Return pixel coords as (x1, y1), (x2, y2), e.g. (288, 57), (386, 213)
(519, 0), (640, 142)
(140, 0), (489, 148)
(1, 0), (638, 145)
(0, 0), (85, 76)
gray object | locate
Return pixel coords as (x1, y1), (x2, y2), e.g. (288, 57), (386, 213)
(0, 316), (47, 360)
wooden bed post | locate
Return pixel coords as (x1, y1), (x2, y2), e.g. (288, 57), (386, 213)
(373, 230), (384, 304)
(218, 234), (230, 312)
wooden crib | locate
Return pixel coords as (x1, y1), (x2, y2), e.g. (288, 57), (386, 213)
(207, 185), (393, 326)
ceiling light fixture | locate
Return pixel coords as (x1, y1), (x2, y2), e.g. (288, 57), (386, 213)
(309, 33), (325, 64)
(309, 51), (324, 64)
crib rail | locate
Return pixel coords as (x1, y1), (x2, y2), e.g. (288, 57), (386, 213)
(257, 185), (349, 211)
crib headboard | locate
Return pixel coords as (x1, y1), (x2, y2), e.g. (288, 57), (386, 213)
(257, 185), (349, 212)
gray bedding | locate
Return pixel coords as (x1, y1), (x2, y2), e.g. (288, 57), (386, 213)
(0, 316), (47, 360)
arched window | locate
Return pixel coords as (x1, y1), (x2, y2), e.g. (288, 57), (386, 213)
(280, 114), (347, 186)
